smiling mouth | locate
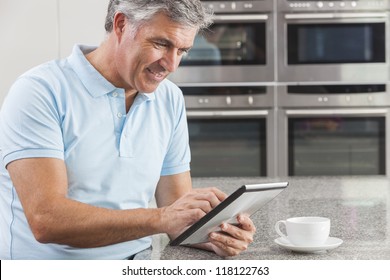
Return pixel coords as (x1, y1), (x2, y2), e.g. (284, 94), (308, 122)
(147, 67), (165, 80)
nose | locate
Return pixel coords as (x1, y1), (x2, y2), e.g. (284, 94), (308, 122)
(160, 49), (181, 73)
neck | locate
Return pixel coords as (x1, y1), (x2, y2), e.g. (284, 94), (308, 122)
(86, 43), (138, 113)
(125, 91), (138, 113)
(85, 42), (116, 85)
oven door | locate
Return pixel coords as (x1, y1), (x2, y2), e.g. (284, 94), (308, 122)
(278, 109), (389, 176)
(278, 12), (389, 82)
(170, 13), (274, 83)
(187, 110), (275, 177)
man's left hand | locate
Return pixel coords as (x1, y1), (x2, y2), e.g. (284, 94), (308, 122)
(202, 214), (256, 257)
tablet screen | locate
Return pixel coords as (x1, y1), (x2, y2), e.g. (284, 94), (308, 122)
(170, 181), (288, 246)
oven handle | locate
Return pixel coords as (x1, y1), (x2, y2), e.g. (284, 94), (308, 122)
(213, 14), (268, 22)
(187, 110), (268, 119)
(285, 108), (388, 117)
(285, 12), (388, 20)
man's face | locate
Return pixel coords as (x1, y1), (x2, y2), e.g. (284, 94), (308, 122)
(115, 13), (197, 93)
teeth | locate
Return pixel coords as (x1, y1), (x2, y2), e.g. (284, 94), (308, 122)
(148, 68), (163, 78)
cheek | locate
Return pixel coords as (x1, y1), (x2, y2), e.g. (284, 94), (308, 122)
(117, 50), (138, 76)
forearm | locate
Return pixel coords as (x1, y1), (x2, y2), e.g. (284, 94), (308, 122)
(7, 158), (168, 248)
(30, 197), (165, 248)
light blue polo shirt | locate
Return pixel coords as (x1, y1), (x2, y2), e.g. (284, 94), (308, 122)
(0, 45), (191, 259)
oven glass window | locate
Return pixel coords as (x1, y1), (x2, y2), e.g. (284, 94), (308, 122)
(181, 22), (266, 66)
(188, 118), (267, 177)
(288, 117), (386, 175)
(288, 23), (385, 64)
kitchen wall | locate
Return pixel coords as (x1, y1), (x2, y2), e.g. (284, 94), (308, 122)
(0, 0), (107, 106)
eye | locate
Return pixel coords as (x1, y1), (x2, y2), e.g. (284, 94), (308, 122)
(153, 40), (168, 49)
(177, 49), (187, 56)
(178, 48), (190, 56)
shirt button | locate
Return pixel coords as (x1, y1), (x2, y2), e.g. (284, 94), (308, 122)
(117, 112), (123, 118)
(112, 92), (118, 98)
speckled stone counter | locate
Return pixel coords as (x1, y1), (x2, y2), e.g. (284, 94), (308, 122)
(151, 176), (390, 260)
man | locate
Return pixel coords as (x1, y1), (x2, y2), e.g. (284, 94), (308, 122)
(0, 0), (255, 259)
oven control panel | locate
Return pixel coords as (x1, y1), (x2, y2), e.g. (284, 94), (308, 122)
(202, 1), (273, 13)
(180, 86), (274, 109)
(279, 0), (390, 11)
(277, 84), (390, 107)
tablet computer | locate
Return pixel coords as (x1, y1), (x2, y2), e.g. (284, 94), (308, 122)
(170, 181), (288, 246)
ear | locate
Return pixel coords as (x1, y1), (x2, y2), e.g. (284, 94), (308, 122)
(112, 12), (128, 38)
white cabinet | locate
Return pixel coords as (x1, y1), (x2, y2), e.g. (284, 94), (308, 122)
(0, 0), (108, 106)
(0, 0), (58, 105)
(58, 0), (107, 58)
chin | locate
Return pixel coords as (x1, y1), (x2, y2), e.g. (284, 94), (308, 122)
(139, 87), (158, 93)
(139, 82), (163, 93)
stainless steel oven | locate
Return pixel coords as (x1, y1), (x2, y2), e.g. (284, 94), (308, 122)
(181, 85), (276, 177)
(277, 0), (390, 82)
(169, 0), (275, 84)
(277, 83), (390, 176)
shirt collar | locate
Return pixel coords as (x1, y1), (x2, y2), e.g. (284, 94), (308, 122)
(138, 92), (156, 102)
(67, 44), (123, 98)
(67, 44), (157, 102)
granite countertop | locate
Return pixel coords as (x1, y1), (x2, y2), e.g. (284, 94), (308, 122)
(151, 176), (390, 260)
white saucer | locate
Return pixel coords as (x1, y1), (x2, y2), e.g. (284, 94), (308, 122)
(274, 237), (343, 253)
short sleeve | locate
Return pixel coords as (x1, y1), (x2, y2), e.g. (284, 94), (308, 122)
(160, 91), (191, 176)
(0, 75), (64, 167)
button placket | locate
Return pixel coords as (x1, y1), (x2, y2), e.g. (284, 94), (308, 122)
(118, 95), (149, 158)
(119, 106), (138, 158)
(108, 90), (126, 150)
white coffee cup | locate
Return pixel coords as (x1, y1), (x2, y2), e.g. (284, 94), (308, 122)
(275, 216), (330, 246)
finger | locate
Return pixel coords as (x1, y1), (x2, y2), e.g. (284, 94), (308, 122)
(208, 187), (228, 202)
(193, 188), (227, 209)
(188, 199), (213, 214)
(210, 239), (240, 257)
(209, 231), (248, 254)
(179, 207), (209, 230)
(237, 214), (257, 233)
(219, 222), (254, 244)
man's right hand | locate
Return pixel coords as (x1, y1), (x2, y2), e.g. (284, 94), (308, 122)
(159, 187), (227, 240)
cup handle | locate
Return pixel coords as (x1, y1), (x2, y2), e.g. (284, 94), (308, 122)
(275, 220), (287, 239)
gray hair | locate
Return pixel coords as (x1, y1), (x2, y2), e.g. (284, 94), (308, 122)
(104, 0), (213, 34)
